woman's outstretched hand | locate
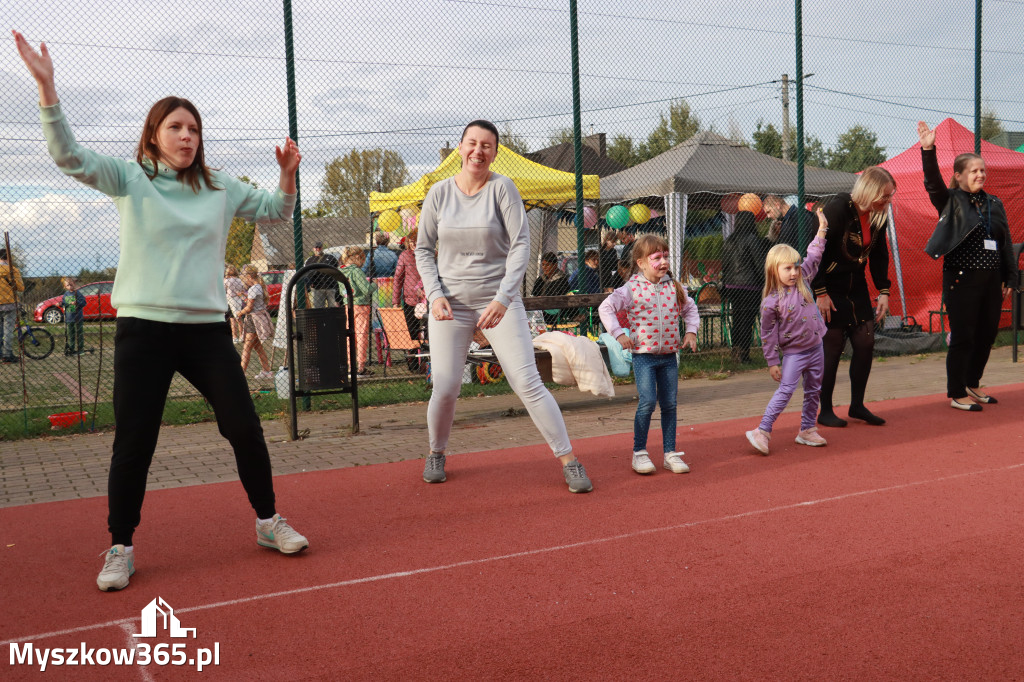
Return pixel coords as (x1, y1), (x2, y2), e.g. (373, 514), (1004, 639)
(12, 31), (58, 105)
(275, 137), (301, 194)
(917, 121), (936, 151)
(276, 137), (301, 174)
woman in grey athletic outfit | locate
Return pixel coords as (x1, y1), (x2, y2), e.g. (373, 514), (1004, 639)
(414, 120), (592, 493)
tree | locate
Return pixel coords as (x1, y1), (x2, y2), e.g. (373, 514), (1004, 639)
(500, 125), (530, 155)
(547, 127), (575, 147)
(607, 133), (645, 168)
(225, 176), (258, 268)
(314, 149), (409, 218)
(802, 134), (828, 168)
(644, 99), (701, 159)
(981, 108), (1004, 141)
(752, 120), (786, 158)
(826, 124), (886, 173)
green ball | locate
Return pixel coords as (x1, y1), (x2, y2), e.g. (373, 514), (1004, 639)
(605, 205), (630, 229)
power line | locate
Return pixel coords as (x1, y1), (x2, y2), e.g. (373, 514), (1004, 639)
(445, 0), (1024, 56)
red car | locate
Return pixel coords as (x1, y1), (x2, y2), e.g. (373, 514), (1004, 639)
(261, 270), (284, 314)
(34, 281), (116, 324)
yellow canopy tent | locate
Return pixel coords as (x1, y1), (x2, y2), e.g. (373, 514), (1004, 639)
(368, 144), (600, 213)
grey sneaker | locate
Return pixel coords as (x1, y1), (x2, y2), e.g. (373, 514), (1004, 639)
(423, 454), (446, 483)
(256, 514), (309, 554)
(563, 459), (593, 493)
(97, 544), (135, 592)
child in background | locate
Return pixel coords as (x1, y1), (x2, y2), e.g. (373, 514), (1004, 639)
(238, 264), (274, 380)
(746, 211), (830, 455)
(570, 249), (601, 294)
(61, 276), (86, 355)
(224, 265), (247, 343)
(599, 235), (699, 475)
(339, 246), (374, 377)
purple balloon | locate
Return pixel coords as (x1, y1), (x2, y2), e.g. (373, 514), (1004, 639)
(583, 206), (598, 229)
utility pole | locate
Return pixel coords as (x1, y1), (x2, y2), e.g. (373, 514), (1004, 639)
(781, 73), (791, 161)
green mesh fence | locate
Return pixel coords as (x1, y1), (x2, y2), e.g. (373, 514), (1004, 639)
(1, 2), (1021, 438)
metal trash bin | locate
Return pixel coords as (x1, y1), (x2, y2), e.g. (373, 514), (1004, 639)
(295, 307), (349, 391)
(285, 264), (359, 439)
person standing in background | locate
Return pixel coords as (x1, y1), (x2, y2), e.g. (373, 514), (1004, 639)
(0, 247), (24, 363)
(61, 276), (87, 355)
(304, 241), (339, 308)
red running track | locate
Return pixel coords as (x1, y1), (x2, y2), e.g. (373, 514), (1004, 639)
(3, 387), (1023, 680)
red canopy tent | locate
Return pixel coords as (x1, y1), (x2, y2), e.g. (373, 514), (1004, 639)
(880, 119), (1024, 330)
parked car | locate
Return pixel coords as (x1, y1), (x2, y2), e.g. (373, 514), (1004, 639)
(34, 281), (116, 324)
(260, 270), (285, 314)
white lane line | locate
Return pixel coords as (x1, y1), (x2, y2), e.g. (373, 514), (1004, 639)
(5, 460), (1022, 646)
(118, 622), (155, 682)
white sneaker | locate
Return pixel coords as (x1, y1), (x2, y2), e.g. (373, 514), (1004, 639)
(664, 451), (690, 473)
(97, 545), (135, 591)
(255, 370), (274, 380)
(256, 514), (309, 554)
(631, 450), (656, 475)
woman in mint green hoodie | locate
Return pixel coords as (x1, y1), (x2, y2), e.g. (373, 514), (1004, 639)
(14, 31), (309, 592)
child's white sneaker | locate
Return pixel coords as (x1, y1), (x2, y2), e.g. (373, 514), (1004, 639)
(631, 450), (656, 475)
(746, 428), (771, 455)
(795, 427), (827, 447)
(663, 451), (690, 474)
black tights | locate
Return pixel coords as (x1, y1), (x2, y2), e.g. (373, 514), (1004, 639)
(820, 321), (875, 413)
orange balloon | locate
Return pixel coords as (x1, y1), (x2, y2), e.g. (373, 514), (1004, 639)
(737, 193), (762, 215)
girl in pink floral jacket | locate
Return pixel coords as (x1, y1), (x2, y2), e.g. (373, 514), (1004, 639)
(599, 234), (698, 476)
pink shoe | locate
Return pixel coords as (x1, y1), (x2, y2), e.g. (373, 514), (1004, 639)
(795, 427), (827, 447)
(745, 428), (770, 455)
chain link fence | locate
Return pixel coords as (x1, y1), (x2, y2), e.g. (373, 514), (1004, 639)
(2, 1), (1020, 438)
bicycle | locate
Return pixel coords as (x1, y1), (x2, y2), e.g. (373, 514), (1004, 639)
(16, 323), (55, 360)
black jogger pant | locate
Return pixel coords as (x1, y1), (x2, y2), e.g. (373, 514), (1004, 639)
(108, 318), (277, 546)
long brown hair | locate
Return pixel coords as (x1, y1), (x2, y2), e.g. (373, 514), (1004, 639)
(631, 234), (690, 309)
(136, 96), (220, 193)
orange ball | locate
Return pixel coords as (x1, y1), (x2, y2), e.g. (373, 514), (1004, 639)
(737, 193), (762, 215)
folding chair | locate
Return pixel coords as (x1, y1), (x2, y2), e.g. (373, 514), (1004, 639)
(377, 307), (423, 372)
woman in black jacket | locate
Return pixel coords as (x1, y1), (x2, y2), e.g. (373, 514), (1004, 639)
(811, 167), (895, 427)
(918, 121), (1016, 411)
(722, 210), (770, 362)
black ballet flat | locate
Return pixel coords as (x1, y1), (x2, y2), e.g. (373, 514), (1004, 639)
(817, 411), (848, 428)
(965, 387), (997, 404)
(848, 406), (886, 425)
(951, 398), (982, 412)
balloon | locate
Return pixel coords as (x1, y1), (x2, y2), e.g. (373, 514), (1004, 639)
(720, 193), (741, 214)
(378, 210), (401, 233)
(629, 204), (651, 225)
(605, 205), (630, 229)
(737, 193), (762, 215)
(649, 209), (661, 219)
(582, 206), (598, 229)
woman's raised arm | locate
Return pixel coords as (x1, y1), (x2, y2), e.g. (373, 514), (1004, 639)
(13, 31), (58, 106)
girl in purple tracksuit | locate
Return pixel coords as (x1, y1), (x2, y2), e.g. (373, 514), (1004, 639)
(746, 211), (829, 455)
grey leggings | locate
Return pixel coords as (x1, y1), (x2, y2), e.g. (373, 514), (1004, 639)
(427, 281), (572, 457)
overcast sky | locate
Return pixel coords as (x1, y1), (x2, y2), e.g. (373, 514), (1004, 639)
(2, 0), (1021, 276)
